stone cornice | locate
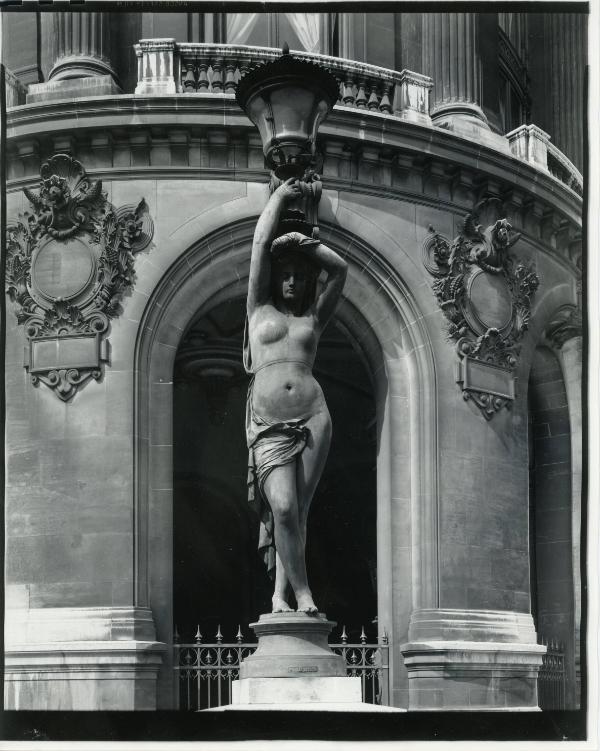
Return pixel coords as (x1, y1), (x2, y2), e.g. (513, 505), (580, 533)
(6, 95), (582, 221)
(2, 163), (580, 276)
(5, 95), (582, 275)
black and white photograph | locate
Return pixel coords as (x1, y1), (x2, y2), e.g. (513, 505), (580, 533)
(0, 1), (594, 746)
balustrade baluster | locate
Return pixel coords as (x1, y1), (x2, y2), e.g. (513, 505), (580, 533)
(355, 78), (368, 109)
(183, 62), (196, 92)
(224, 60), (237, 92)
(342, 77), (356, 107)
(196, 61), (209, 91)
(379, 83), (392, 113)
(237, 58), (250, 90)
(211, 58), (224, 92)
(367, 83), (380, 111)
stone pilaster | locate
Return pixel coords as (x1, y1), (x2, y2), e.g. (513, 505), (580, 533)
(558, 334), (583, 708)
(547, 305), (583, 709)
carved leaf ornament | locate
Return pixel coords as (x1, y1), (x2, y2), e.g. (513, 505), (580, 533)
(423, 198), (540, 420)
(5, 154), (154, 401)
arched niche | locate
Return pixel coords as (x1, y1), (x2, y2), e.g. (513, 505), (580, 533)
(134, 217), (438, 708)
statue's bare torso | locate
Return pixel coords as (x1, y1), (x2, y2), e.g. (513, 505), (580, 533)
(249, 304), (326, 423)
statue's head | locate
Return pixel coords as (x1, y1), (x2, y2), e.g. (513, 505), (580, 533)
(491, 219), (512, 250)
(270, 232), (319, 314)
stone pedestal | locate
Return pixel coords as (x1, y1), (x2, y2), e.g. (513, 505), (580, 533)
(232, 612), (361, 707)
(4, 607), (165, 710)
(400, 609), (546, 710)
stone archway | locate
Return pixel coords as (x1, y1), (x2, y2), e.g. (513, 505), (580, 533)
(134, 218), (438, 708)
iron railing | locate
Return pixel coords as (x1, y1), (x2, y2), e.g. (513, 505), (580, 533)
(174, 623), (389, 711)
(538, 637), (566, 710)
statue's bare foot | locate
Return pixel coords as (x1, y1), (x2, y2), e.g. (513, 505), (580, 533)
(296, 593), (318, 614)
(272, 596), (294, 613)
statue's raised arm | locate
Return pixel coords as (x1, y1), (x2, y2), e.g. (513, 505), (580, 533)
(247, 177), (303, 315)
(244, 183), (347, 615)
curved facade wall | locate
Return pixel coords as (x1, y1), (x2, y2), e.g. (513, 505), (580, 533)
(2, 10), (584, 715)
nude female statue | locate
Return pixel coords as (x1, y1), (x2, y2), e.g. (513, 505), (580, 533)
(244, 177), (348, 614)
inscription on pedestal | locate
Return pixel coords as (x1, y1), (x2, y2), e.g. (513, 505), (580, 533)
(288, 666), (318, 673)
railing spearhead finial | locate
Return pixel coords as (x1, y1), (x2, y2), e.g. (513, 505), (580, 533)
(195, 625), (202, 643)
(282, 41), (290, 56)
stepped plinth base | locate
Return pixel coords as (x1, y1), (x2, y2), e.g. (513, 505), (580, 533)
(227, 611), (397, 710)
(239, 612), (346, 680)
(233, 675), (361, 704)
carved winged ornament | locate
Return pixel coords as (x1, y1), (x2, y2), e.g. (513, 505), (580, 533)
(5, 154), (154, 401)
(423, 199), (540, 420)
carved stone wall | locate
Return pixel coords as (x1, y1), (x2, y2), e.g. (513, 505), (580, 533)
(5, 154), (154, 401)
(423, 199), (540, 419)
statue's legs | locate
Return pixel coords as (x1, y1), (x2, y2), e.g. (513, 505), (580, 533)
(296, 408), (331, 552)
(265, 409), (332, 613)
(264, 463), (313, 610)
(273, 551), (293, 612)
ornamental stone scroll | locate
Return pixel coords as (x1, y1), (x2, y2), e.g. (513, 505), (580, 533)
(423, 198), (540, 420)
(5, 154), (154, 401)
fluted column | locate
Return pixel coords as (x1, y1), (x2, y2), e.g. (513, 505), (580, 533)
(337, 14), (354, 59)
(422, 13), (488, 129)
(48, 12), (118, 81)
(545, 13), (586, 171)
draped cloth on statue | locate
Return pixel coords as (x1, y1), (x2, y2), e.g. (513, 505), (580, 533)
(243, 318), (310, 580)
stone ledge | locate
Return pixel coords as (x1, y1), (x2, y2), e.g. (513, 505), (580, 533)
(27, 75), (122, 104)
(5, 639), (165, 709)
(5, 95), (582, 221)
(406, 608), (538, 644)
(208, 702), (406, 712)
(5, 606), (158, 645)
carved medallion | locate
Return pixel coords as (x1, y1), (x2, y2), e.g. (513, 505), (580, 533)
(6, 154), (154, 401)
(423, 199), (540, 420)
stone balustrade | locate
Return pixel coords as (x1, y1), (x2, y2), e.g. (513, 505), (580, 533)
(5, 68), (27, 107)
(546, 141), (584, 197)
(507, 124), (583, 197)
(135, 39), (433, 124)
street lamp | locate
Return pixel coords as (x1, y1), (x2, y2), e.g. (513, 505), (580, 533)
(236, 44), (339, 180)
